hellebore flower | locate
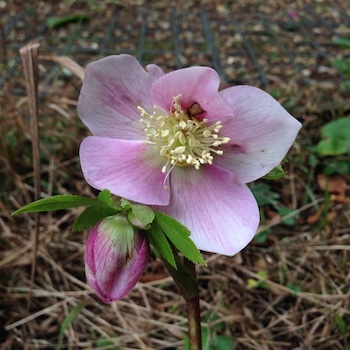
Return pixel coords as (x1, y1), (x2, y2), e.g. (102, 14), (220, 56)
(85, 214), (150, 303)
(78, 54), (301, 256)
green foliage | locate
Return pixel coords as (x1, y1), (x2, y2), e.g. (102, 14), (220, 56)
(331, 34), (350, 90)
(184, 311), (235, 350)
(250, 182), (297, 243)
(147, 219), (177, 268)
(335, 314), (347, 339)
(333, 34), (350, 48)
(312, 116), (350, 176)
(13, 190), (205, 269)
(58, 302), (86, 350)
(47, 14), (89, 29)
(72, 204), (118, 231)
(95, 338), (121, 350)
(286, 283), (302, 296)
(322, 158), (350, 176)
(154, 211), (206, 266)
(317, 116), (350, 156)
(262, 164), (287, 180)
(121, 199), (155, 229)
(12, 195), (103, 214)
(247, 271), (269, 290)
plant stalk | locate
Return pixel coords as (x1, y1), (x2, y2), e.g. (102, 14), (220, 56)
(162, 253), (202, 349)
(184, 259), (202, 350)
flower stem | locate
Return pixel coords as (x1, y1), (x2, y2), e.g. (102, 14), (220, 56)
(184, 259), (202, 350)
(161, 256), (202, 349)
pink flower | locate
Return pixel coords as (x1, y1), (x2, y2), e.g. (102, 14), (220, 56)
(78, 54), (301, 256)
(85, 214), (150, 303)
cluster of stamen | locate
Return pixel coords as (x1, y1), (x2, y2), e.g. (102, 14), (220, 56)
(138, 95), (230, 174)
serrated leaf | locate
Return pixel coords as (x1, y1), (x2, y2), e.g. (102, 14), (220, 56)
(147, 220), (177, 268)
(98, 189), (111, 205)
(72, 204), (119, 231)
(13, 195), (101, 215)
(155, 212), (206, 265)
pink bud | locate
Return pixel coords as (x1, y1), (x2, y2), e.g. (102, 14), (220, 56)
(85, 214), (150, 303)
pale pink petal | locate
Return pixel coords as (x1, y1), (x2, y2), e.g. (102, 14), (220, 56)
(154, 166), (259, 256)
(217, 86), (302, 183)
(78, 54), (164, 140)
(80, 136), (170, 205)
(150, 67), (234, 122)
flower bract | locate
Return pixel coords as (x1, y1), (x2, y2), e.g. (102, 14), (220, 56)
(78, 54), (302, 256)
(85, 214), (150, 303)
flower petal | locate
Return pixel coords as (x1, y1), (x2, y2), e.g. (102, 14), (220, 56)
(80, 136), (170, 205)
(150, 66), (234, 122)
(218, 86), (302, 183)
(78, 54), (164, 139)
(86, 222), (150, 303)
(154, 166), (259, 256)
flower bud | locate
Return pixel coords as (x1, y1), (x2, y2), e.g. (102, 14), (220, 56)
(85, 213), (150, 303)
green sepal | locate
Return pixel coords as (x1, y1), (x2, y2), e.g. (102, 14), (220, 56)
(121, 198), (155, 229)
(129, 203), (155, 226)
(72, 204), (119, 231)
(262, 164), (286, 180)
(154, 211), (206, 266)
(120, 198), (132, 210)
(147, 220), (177, 269)
(12, 195), (102, 215)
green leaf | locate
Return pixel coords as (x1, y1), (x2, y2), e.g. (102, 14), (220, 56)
(249, 183), (280, 208)
(184, 328), (235, 350)
(98, 189), (112, 205)
(262, 164), (287, 180)
(335, 314), (347, 338)
(286, 283), (302, 296)
(323, 159), (350, 175)
(46, 14), (89, 29)
(155, 212), (206, 265)
(215, 335), (235, 349)
(13, 195), (101, 215)
(317, 116), (350, 156)
(95, 338), (121, 350)
(147, 220), (177, 268)
(247, 271), (269, 290)
(58, 301), (85, 350)
(254, 228), (271, 243)
(278, 206), (296, 226)
(333, 36), (350, 48)
(72, 204), (119, 231)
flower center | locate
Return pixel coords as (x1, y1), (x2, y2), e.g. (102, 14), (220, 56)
(138, 95), (230, 174)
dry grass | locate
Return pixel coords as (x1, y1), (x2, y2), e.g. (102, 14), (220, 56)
(1, 1), (350, 349)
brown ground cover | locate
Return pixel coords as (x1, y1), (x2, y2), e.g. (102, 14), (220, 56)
(1, 1), (349, 349)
